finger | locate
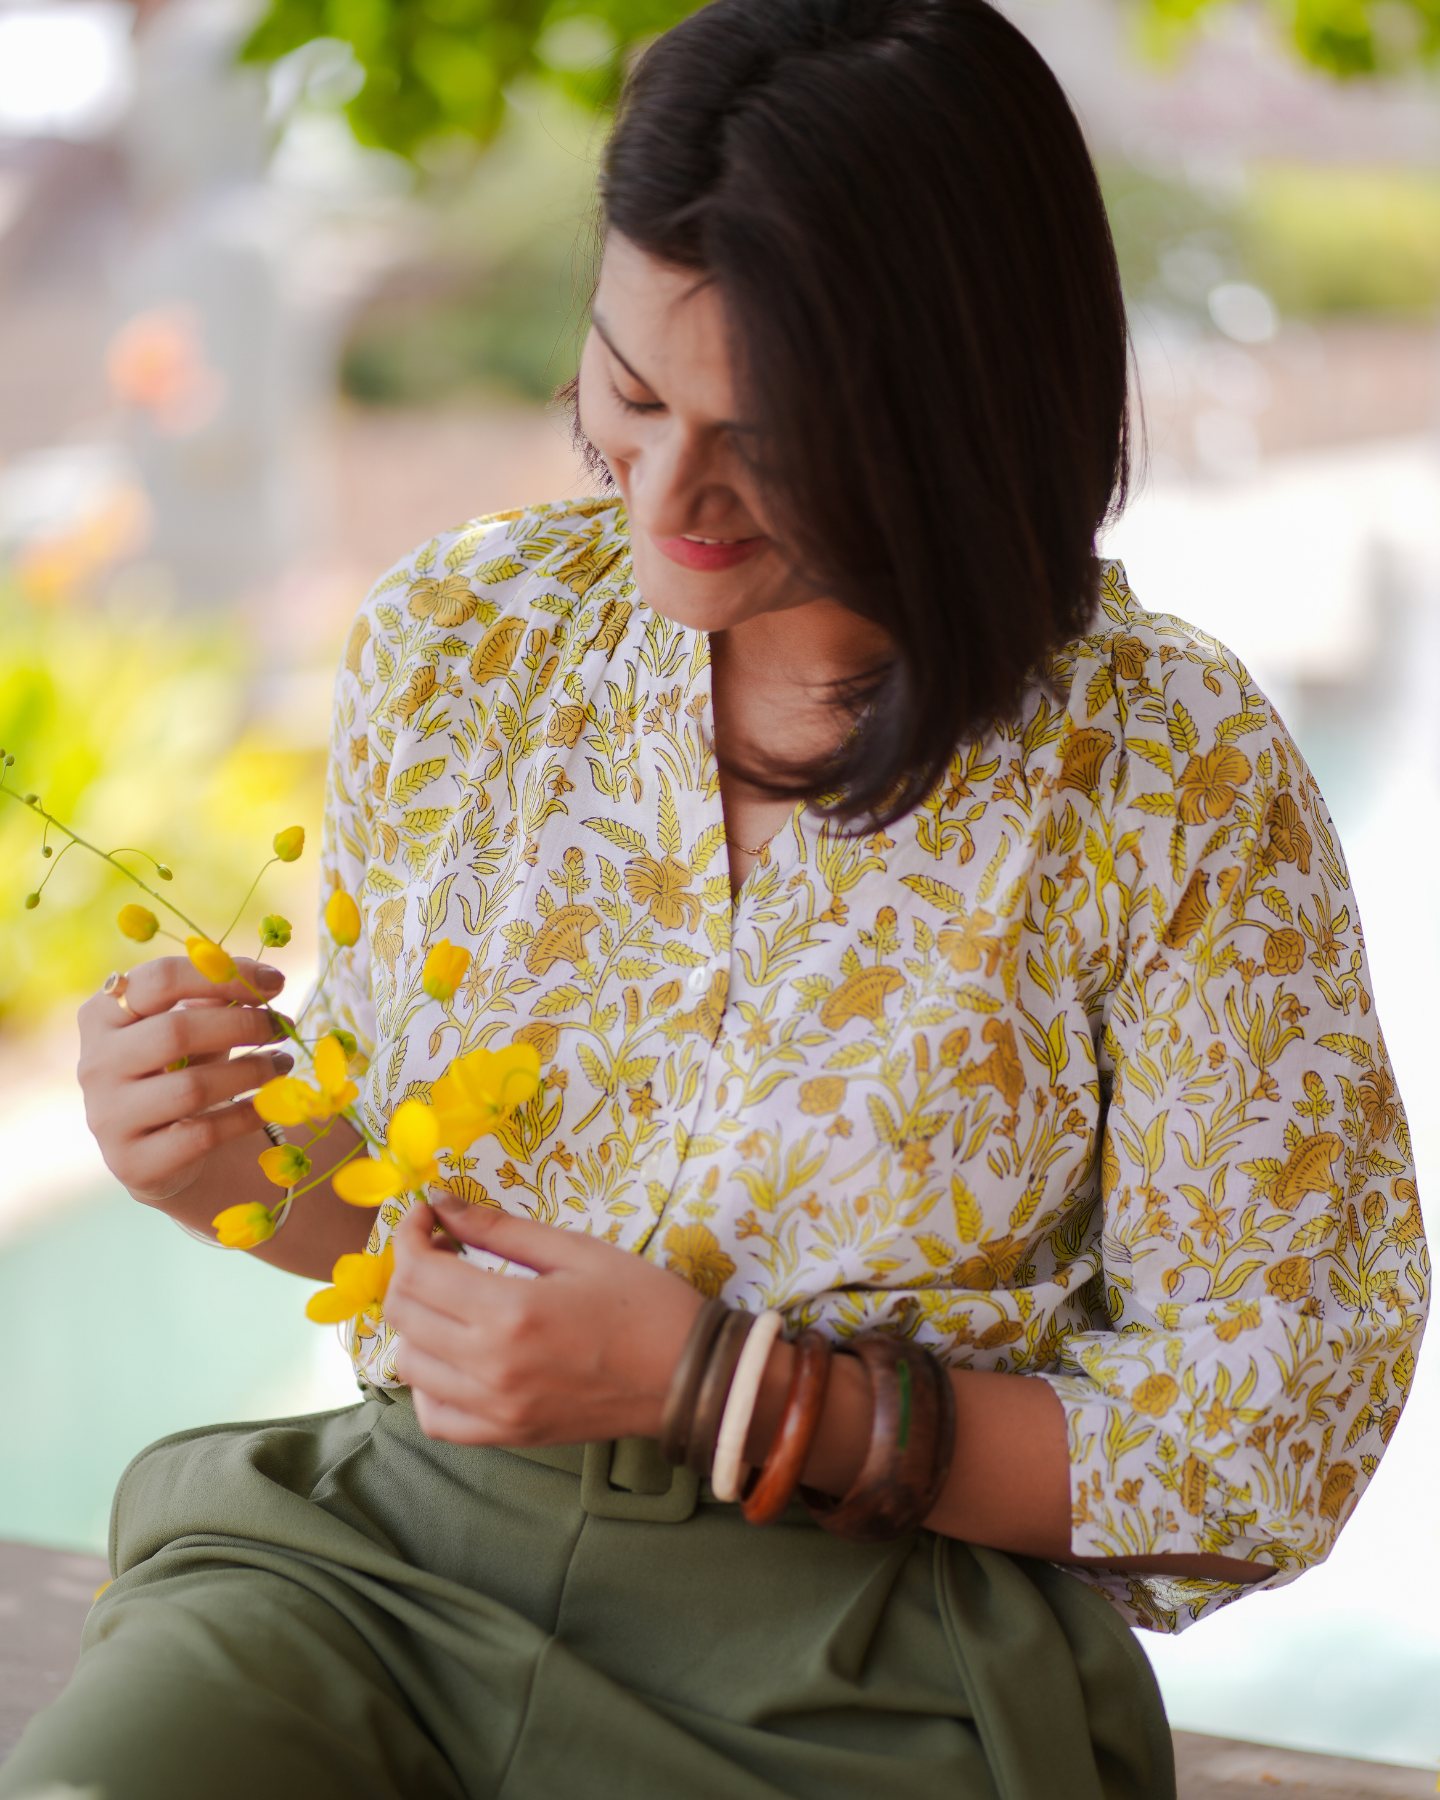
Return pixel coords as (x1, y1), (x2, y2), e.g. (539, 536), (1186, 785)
(105, 1101), (272, 1194)
(391, 1335), (484, 1409)
(409, 1387), (498, 1447)
(89, 956), (285, 1028)
(431, 1197), (605, 1275)
(108, 1005), (286, 1078)
(383, 1280), (479, 1360)
(108, 1052), (293, 1136)
(389, 1233), (509, 1328)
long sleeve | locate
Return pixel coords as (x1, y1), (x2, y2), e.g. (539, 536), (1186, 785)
(1039, 603), (1425, 1630)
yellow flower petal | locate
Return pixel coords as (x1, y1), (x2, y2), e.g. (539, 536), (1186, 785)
(332, 1156), (406, 1205)
(212, 1202), (276, 1248)
(254, 1075), (324, 1128)
(325, 890), (362, 948)
(305, 1246), (393, 1322)
(388, 1099), (440, 1179)
(313, 1032), (344, 1089)
(117, 904), (158, 942)
(186, 936), (237, 984)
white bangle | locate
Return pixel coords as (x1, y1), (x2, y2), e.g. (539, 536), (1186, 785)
(711, 1309), (785, 1502)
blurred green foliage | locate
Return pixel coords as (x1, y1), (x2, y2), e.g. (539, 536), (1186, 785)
(1138, 0), (1440, 77)
(341, 91), (597, 402)
(1102, 159), (1440, 322)
(242, 0), (697, 160)
(0, 581), (325, 1026)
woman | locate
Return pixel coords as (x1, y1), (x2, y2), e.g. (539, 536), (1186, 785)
(7, 2), (1421, 1796)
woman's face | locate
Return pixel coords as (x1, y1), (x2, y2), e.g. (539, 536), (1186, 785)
(576, 233), (819, 631)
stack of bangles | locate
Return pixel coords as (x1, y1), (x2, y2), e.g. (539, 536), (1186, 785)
(658, 1300), (957, 1542)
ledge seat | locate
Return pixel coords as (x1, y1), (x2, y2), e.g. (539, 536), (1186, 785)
(0, 1541), (1432, 1793)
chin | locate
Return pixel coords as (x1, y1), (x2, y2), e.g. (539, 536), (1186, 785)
(629, 544), (772, 631)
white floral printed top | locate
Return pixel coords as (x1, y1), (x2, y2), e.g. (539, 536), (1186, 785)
(306, 496), (1424, 1633)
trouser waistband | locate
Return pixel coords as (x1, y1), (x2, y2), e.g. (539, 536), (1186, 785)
(359, 1384), (702, 1523)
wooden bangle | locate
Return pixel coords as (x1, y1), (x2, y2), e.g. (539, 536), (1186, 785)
(741, 1330), (832, 1525)
(658, 1297), (728, 1466)
(686, 1310), (755, 1478)
(711, 1309), (785, 1502)
(800, 1334), (956, 1543)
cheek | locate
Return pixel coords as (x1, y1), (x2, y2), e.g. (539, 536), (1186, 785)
(575, 349), (634, 493)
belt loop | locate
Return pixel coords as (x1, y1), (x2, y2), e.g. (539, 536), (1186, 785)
(580, 1440), (701, 1522)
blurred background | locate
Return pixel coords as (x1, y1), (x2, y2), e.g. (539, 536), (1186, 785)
(1, 0), (1439, 1774)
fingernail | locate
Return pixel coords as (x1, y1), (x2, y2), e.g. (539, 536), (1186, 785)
(257, 966), (285, 990)
(272, 1052), (294, 1072)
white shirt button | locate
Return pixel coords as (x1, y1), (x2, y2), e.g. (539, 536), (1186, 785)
(687, 965), (709, 990)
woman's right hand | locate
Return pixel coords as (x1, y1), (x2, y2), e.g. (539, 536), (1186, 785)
(78, 957), (293, 1210)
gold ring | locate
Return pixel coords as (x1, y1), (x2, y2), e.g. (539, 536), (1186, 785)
(102, 970), (135, 1017)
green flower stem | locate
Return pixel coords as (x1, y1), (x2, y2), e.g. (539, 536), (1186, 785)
(0, 779), (214, 941)
(219, 856), (280, 948)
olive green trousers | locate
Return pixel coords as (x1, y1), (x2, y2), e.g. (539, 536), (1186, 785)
(0, 1390), (1173, 1800)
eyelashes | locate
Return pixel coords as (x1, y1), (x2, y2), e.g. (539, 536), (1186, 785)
(609, 377), (665, 416)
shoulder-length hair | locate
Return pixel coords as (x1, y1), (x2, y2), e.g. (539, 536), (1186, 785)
(594, 0), (1130, 828)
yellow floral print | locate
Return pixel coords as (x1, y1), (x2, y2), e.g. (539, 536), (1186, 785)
(303, 499), (1424, 1634)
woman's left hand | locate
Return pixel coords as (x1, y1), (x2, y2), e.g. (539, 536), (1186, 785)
(386, 1198), (707, 1447)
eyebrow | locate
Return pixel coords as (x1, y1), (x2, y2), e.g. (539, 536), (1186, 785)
(590, 306), (760, 437)
(590, 311), (654, 392)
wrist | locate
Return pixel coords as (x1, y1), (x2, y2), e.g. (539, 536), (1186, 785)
(743, 1336), (870, 1497)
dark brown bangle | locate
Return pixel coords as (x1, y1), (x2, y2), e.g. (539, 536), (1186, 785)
(741, 1330), (832, 1526)
(800, 1334), (956, 1542)
(658, 1297), (728, 1467)
(685, 1309), (755, 1478)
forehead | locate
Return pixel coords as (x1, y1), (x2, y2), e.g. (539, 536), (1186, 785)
(594, 232), (737, 417)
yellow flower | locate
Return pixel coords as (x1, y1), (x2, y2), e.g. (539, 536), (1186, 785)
(258, 1142), (311, 1188)
(212, 1202), (276, 1248)
(187, 935), (237, 984)
(117, 904), (158, 942)
(253, 1033), (357, 1128)
(422, 939), (471, 1002)
(331, 1100), (440, 1205)
(305, 1244), (395, 1325)
(273, 826), (305, 862)
(312, 1032), (359, 1112)
(432, 1044), (541, 1152)
(326, 890), (362, 947)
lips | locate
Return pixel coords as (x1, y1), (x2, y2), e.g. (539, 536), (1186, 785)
(652, 534), (766, 573)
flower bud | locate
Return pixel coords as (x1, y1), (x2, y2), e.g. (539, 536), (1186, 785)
(156, 864), (173, 880)
(258, 1142), (312, 1189)
(118, 904), (159, 942)
(212, 1202), (276, 1249)
(23, 794), (37, 805)
(41, 845), (51, 858)
(422, 939), (471, 1003)
(186, 935), (237, 984)
(273, 825), (305, 863)
(325, 889), (361, 947)
(259, 913), (292, 948)
(330, 1028), (358, 1058)
(23, 892), (39, 909)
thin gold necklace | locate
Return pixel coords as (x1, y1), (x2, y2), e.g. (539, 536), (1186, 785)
(734, 833), (774, 858)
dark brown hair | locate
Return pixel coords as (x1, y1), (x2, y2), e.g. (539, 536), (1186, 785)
(594, 0), (1130, 827)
